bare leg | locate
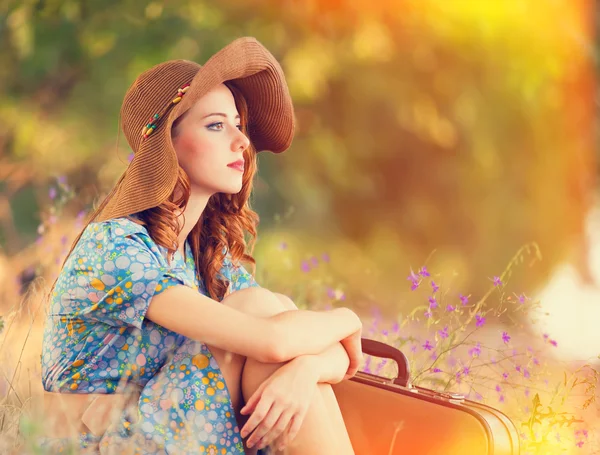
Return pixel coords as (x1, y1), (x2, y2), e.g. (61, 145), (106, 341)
(241, 359), (353, 454)
(217, 288), (354, 454)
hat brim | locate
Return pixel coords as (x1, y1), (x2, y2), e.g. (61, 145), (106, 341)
(167, 37), (295, 155)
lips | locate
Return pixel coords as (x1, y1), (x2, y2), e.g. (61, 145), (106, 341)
(227, 159), (245, 172)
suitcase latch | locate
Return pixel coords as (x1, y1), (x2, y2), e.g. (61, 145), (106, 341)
(439, 392), (465, 403)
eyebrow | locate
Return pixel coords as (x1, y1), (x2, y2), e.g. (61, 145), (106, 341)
(202, 113), (241, 120)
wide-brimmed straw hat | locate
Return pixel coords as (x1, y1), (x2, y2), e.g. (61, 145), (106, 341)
(94, 37), (295, 222)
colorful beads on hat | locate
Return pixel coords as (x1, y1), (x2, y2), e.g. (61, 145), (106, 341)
(141, 83), (191, 140)
(141, 116), (159, 138)
(172, 85), (190, 104)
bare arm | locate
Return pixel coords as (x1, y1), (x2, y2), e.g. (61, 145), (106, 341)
(300, 343), (351, 384)
(145, 285), (361, 363)
(268, 308), (361, 363)
(271, 293), (359, 384)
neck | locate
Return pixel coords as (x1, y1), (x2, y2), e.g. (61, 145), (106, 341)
(176, 186), (212, 252)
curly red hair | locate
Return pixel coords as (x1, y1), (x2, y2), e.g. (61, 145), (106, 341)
(51, 81), (259, 302)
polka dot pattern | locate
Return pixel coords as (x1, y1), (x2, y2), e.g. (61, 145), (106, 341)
(40, 217), (260, 453)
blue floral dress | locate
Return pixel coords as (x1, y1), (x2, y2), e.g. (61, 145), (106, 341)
(41, 216), (260, 454)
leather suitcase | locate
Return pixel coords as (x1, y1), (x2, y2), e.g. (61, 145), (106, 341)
(332, 339), (520, 455)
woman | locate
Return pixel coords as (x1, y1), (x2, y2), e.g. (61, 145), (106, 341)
(40, 37), (362, 455)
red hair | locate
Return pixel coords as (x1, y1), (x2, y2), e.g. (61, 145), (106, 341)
(50, 81), (259, 302)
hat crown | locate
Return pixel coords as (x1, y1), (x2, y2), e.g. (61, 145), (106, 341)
(120, 60), (201, 153)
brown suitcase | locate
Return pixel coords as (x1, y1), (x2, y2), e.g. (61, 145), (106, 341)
(332, 339), (520, 455)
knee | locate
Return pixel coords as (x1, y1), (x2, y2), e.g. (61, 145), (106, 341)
(222, 286), (287, 318)
(271, 292), (298, 311)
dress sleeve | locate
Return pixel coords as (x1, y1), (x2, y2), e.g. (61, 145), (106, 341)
(223, 253), (260, 293)
(58, 221), (186, 330)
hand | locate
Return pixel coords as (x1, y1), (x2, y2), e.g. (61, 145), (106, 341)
(240, 357), (318, 451)
(340, 328), (363, 380)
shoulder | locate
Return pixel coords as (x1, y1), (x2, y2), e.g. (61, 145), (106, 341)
(70, 216), (166, 266)
(84, 216), (149, 240)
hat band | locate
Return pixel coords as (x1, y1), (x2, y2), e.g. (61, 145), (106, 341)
(141, 83), (191, 140)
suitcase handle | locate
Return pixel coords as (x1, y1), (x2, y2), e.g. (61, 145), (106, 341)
(361, 338), (411, 387)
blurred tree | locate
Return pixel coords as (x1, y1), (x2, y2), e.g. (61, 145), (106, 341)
(0, 0), (596, 315)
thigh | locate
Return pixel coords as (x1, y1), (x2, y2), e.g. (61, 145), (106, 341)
(211, 287), (290, 412)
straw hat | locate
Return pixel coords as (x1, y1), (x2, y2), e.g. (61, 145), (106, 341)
(95, 37), (295, 222)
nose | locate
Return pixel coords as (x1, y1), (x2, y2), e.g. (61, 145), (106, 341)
(232, 128), (250, 153)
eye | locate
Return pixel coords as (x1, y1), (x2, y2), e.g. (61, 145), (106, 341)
(207, 122), (224, 131)
(207, 122), (244, 131)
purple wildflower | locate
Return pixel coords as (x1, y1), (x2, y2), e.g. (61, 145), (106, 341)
(438, 326), (449, 339)
(326, 287), (336, 299)
(491, 276), (503, 287)
(543, 333), (549, 340)
(502, 372), (509, 380)
(549, 339), (558, 347)
(311, 256), (319, 266)
(502, 331), (511, 344)
(364, 356), (371, 374)
(422, 340), (434, 351)
(468, 343), (481, 357)
(515, 365), (521, 372)
(391, 322), (400, 334)
(432, 368), (442, 373)
(322, 253), (330, 262)
(424, 310), (432, 318)
(475, 314), (486, 327)
(459, 293), (469, 305)
(475, 393), (483, 401)
(462, 366), (470, 376)
(533, 358), (539, 365)
(61, 235), (68, 245)
(446, 304), (455, 312)
(495, 384), (502, 393)
(516, 293), (529, 304)
(279, 242), (288, 250)
(49, 187), (57, 200)
(408, 269), (420, 282)
(57, 175), (67, 184)
(499, 395), (505, 403)
(431, 280), (439, 293)
(301, 261), (311, 273)
(408, 269), (421, 290)
(128, 153), (135, 163)
(523, 368), (530, 379)
(428, 296), (438, 308)
(418, 266), (430, 277)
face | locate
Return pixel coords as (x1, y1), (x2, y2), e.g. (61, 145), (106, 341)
(172, 83), (251, 196)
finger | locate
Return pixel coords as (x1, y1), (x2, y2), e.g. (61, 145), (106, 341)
(285, 413), (304, 445)
(240, 398), (273, 440)
(246, 404), (284, 449)
(241, 380), (267, 415)
(258, 409), (294, 449)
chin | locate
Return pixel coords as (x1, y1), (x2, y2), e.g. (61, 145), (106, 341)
(221, 183), (243, 195)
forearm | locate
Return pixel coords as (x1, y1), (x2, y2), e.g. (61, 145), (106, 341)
(301, 341), (350, 384)
(269, 308), (361, 362)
